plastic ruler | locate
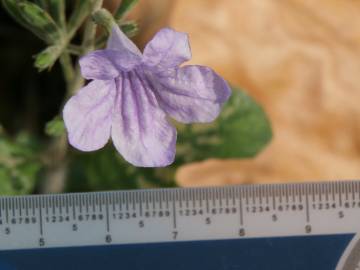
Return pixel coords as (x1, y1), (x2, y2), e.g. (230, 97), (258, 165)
(0, 181), (360, 269)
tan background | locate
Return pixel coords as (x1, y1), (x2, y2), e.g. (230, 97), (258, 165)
(119, 0), (360, 186)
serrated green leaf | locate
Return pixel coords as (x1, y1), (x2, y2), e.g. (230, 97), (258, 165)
(45, 116), (65, 137)
(177, 87), (272, 161)
(115, 0), (139, 20)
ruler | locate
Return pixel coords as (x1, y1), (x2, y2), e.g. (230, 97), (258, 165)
(0, 181), (360, 269)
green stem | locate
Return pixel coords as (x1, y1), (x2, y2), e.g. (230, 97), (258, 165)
(42, 0), (104, 193)
(66, 44), (82, 55)
(59, 53), (74, 87)
(68, 0), (104, 96)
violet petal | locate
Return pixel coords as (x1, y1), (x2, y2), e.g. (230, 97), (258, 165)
(111, 71), (176, 167)
(107, 25), (142, 56)
(80, 49), (141, 80)
(143, 27), (191, 70)
(63, 80), (116, 151)
(148, 65), (231, 123)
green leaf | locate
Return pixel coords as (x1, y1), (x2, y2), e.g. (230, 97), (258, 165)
(2, 0), (61, 43)
(18, 1), (61, 42)
(114, 0), (139, 20)
(66, 145), (177, 193)
(45, 116), (65, 137)
(34, 45), (62, 71)
(66, 146), (139, 192)
(177, 87), (272, 161)
(0, 166), (17, 195)
(0, 132), (42, 195)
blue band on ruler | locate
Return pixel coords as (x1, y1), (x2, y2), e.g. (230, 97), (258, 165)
(0, 234), (353, 270)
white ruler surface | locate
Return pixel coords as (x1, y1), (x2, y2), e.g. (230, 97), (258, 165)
(0, 180), (359, 250)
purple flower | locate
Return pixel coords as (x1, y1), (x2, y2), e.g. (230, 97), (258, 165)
(63, 26), (231, 167)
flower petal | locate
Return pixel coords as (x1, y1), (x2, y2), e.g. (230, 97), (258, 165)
(111, 71), (176, 167)
(80, 50), (142, 80)
(63, 80), (116, 151)
(79, 50), (118, 80)
(143, 27), (191, 69)
(148, 65), (231, 123)
(107, 25), (142, 56)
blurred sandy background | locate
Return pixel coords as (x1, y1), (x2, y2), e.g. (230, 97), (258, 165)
(112, 0), (360, 186)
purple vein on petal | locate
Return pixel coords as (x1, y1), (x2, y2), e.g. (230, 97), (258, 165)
(119, 73), (128, 133)
(133, 68), (157, 107)
(129, 71), (145, 135)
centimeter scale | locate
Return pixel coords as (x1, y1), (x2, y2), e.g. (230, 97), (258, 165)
(0, 181), (360, 269)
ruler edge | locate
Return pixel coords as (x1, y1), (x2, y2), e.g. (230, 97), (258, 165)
(0, 179), (357, 200)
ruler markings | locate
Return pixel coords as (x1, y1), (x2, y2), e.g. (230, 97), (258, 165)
(159, 190), (163, 210)
(133, 191), (137, 211)
(185, 189), (189, 209)
(239, 188), (244, 226)
(105, 193), (110, 233)
(139, 192), (143, 217)
(199, 189), (203, 208)
(38, 197), (43, 236)
(271, 185), (276, 210)
(305, 184), (310, 223)
(5, 197), (9, 224)
(172, 195), (177, 229)
(18, 197), (22, 217)
(217, 188), (222, 208)
(10, 198), (15, 218)
(339, 182), (343, 207)
(1, 181), (360, 250)
(71, 195), (76, 221)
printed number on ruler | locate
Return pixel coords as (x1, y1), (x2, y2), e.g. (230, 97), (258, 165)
(0, 181), (360, 250)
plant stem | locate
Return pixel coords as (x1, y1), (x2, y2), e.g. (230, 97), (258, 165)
(68, 0), (103, 96)
(66, 44), (82, 55)
(59, 53), (74, 86)
(41, 0), (104, 193)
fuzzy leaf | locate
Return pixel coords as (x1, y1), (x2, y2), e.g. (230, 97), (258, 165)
(176, 87), (272, 161)
(2, 0), (61, 43)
